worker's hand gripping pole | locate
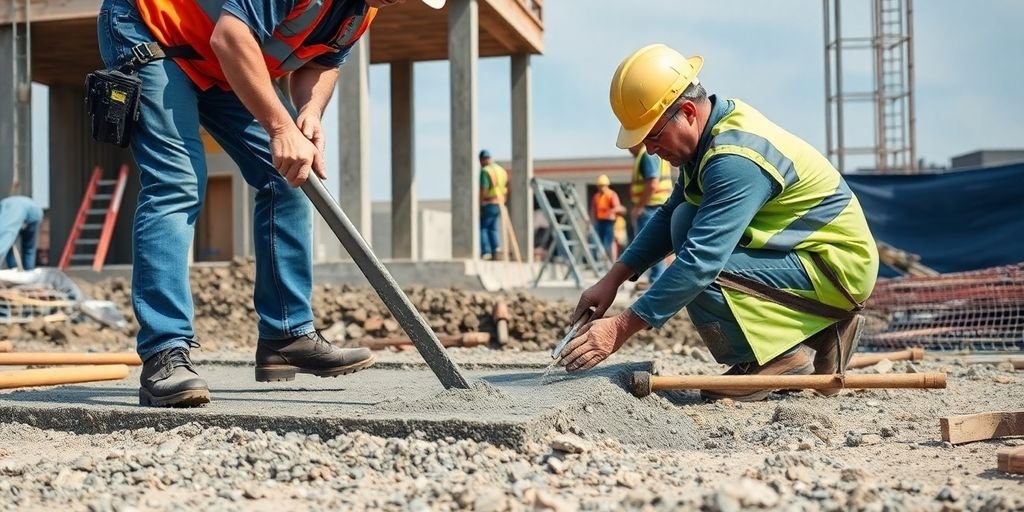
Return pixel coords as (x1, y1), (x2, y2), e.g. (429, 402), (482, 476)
(300, 175), (470, 389)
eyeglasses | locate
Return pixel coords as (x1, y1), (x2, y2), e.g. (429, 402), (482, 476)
(644, 102), (682, 144)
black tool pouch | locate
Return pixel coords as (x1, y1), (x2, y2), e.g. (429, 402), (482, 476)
(84, 42), (200, 148)
(85, 68), (143, 148)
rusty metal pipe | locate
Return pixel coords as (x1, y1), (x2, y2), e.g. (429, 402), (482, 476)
(0, 365), (130, 390)
(360, 332), (491, 350)
(848, 347), (925, 369)
(0, 352), (142, 366)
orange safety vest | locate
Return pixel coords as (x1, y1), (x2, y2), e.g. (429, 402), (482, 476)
(592, 189), (620, 221)
(630, 147), (673, 206)
(135, 0), (377, 91)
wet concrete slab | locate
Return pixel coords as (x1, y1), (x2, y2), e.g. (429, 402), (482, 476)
(0, 360), (699, 449)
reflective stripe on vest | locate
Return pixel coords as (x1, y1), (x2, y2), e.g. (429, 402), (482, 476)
(136, 0), (376, 90)
(684, 98), (878, 365)
(630, 149), (673, 206)
(482, 164), (508, 201)
(592, 190), (619, 221)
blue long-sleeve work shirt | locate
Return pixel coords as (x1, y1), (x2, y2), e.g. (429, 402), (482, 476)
(620, 96), (781, 328)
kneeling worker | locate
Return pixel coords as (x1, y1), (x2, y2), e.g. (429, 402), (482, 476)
(559, 44), (878, 401)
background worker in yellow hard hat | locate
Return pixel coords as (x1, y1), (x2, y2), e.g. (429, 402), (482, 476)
(628, 143), (673, 284)
(479, 149), (509, 260)
(558, 44), (879, 402)
(590, 174), (625, 258)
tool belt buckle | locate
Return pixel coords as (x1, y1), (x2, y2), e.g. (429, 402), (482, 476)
(130, 43), (156, 65)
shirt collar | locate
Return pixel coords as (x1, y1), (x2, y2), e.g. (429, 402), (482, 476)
(684, 94), (732, 172)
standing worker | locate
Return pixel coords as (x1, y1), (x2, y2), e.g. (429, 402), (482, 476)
(559, 44), (878, 402)
(479, 149), (509, 260)
(96, 0), (446, 407)
(590, 175), (624, 259)
(0, 196), (44, 270)
(628, 144), (673, 284)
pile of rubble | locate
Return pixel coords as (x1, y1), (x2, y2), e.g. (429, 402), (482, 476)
(2, 259), (701, 352)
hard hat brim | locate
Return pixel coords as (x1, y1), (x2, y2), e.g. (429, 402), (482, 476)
(421, 0), (445, 8)
(616, 119), (658, 150)
(614, 55), (704, 150)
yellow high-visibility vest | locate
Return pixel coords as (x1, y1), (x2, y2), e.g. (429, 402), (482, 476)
(481, 163), (508, 203)
(683, 99), (878, 364)
(630, 147), (673, 206)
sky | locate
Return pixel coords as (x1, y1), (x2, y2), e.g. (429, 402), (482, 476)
(30, 0), (1024, 204)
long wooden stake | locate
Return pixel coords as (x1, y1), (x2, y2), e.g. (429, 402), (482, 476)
(0, 352), (142, 366)
(0, 364), (129, 389)
(631, 371), (945, 397)
(848, 348), (925, 369)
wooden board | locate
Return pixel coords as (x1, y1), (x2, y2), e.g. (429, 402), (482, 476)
(940, 411), (1024, 445)
(997, 447), (1024, 474)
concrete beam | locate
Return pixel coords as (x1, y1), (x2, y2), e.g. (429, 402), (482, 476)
(390, 61), (416, 260)
(0, 0), (99, 25)
(0, 25), (31, 196)
(509, 53), (533, 262)
(449, 0), (480, 260)
(338, 37), (372, 246)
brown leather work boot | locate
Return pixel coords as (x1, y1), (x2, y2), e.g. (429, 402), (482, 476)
(255, 331), (375, 382)
(139, 343), (210, 408)
(803, 315), (865, 396)
(700, 345), (814, 402)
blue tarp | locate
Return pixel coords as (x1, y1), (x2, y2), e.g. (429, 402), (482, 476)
(845, 162), (1024, 274)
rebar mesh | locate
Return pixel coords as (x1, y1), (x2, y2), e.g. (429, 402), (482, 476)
(862, 263), (1024, 352)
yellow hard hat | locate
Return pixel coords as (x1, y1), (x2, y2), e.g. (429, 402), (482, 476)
(609, 44), (704, 149)
(596, 174), (611, 187)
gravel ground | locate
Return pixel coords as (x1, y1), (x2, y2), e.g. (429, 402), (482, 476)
(1, 347), (1022, 511)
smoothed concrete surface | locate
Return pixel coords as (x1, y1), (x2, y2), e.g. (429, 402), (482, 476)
(0, 361), (700, 449)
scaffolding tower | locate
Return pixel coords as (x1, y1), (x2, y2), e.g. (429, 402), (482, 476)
(824, 0), (916, 174)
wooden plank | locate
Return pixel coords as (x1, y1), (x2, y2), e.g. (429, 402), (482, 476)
(940, 411), (1024, 445)
(997, 447), (1024, 474)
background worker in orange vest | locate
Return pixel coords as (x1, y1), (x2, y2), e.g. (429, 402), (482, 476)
(97, 0), (445, 408)
(479, 149), (509, 260)
(590, 175), (625, 258)
(628, 144), (674, 283)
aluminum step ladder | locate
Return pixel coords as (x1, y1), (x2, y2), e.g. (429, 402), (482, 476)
(59, 165), (130, 271)
(531, 178), (612, 288)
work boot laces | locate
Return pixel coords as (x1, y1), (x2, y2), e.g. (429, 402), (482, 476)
(163, 340), (200, 371)
(307, 331), (333, 352)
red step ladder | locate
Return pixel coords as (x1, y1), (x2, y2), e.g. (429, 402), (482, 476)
(59, 164), (130, 271)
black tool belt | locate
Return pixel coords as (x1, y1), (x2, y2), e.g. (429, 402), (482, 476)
(85, 42), (200, 148)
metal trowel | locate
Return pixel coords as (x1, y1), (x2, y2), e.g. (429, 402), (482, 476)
(541, 306), (596, 377)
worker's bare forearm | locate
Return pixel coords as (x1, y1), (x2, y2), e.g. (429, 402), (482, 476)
(602, 262), (637, 287)
(210, 15), (293, 135)
(290, 64), (340, 118)
(638, 179), (658, 207)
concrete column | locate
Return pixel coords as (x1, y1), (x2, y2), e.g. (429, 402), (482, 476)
(390, 60), (416, 260)
(338, 36), (372, 244)
(448, 0), (479, 259)
(0, 25), (31, 196)
(510, 54), (534, 262)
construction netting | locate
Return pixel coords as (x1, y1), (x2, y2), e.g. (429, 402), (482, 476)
(862, 263), (1024, 352)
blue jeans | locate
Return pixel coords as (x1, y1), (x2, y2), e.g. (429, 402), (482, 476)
(593, 219), (615, 257)
(0, 197), (42, 270)
(480, 204), (501, 257)
(671, 202), (813, 365)
(635, 208), (665, 283)
(98, 0), (315, 360)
